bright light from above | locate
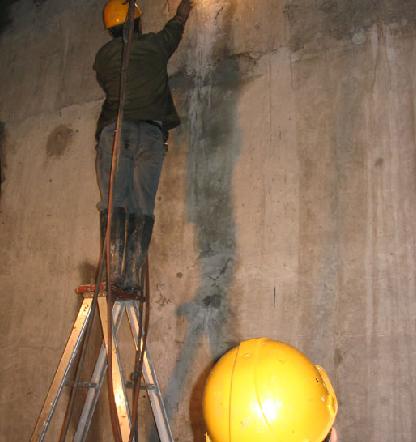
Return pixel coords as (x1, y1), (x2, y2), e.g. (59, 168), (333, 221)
(196, 0), (223, 12)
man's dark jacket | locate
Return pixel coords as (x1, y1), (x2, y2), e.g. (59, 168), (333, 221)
(94, 17), (184, 139)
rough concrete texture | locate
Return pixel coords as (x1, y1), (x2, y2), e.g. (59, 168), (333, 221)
(1, 0), (416, 441)
(0, 121), (6, 196)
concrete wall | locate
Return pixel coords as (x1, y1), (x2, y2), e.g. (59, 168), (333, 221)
(1, 0), (416, 440)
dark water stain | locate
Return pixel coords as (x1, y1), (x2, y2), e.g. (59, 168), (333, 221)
(157, 1), (255, 438)
(78, 260), (97, 284)
(334, 347), (343, 367)
(284, 0), (416, 51)
(0, 121), (6, 198)
(189, 364), (212, 442)
(375, 157), (384, 168)
(46, 124), (74, 158)
(169, 52), (258, 91)
(0, 0), (19, 35)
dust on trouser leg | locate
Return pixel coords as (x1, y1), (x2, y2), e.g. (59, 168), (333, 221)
(109, 207), (126, 287)
(123, 214), (154, 292)
(100, 207), (126, 288)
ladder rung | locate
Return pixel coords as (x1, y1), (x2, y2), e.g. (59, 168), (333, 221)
(125, 381), (156, 391)
(33, 295), (173, 442)
(75, 284), (145, 302)
(64, 381), (98, 389)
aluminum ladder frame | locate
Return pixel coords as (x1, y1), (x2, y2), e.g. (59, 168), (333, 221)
(31, 293), (173, 442)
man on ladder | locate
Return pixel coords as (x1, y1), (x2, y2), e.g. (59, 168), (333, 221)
(32, 2), (193, 441)
(95, 0), (193, 294)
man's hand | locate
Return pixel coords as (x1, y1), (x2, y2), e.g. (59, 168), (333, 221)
(176, 0), (194, 23)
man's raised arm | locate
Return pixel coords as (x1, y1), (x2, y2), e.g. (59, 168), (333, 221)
(156, 0), (194, 58)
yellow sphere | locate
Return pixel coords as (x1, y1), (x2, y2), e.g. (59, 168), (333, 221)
(203, 338), (338, 442)
(103, 0), (142, 29)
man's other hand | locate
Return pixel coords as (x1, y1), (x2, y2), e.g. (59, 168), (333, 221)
(176, 0), (194, 23)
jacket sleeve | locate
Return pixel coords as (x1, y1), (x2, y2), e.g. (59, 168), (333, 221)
(155, 16), (185, 59)
(93, 54), (105, 91)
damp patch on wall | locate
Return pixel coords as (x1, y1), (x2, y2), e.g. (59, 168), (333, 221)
(78, 261), (97, 284)
(46, 124), (74, 158)
(161, 2), (245, 430)
(284, 0), (416, 51)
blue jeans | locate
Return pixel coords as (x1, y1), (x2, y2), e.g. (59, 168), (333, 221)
(96, 121), (165, 216)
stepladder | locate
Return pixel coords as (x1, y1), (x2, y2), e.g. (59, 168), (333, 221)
(31, 286), (173, 442)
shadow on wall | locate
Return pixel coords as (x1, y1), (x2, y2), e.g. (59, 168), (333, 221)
(160, 1), (257, 440)
(0, 0), (19, 35)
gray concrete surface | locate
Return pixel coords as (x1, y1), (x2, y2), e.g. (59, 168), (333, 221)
(1, 0), (416, 441)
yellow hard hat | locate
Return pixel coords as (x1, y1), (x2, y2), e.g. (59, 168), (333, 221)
(103, 0), (142, 29)
(203, 338), (338, 442)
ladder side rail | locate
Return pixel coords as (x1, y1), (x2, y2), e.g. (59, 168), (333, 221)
(74, 302), (125, 442)
(142, 349), (174, 442)
(31, 298), (93, 442)
(98, 298), (132, 441)
(126, 302), (174, 442)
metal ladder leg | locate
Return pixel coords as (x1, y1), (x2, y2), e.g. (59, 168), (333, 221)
(31, 298), (93, 442)
(74, 301), (125, 442)
(126, 301), (174, 442)
(31, 296), (174, 442)
(98, 298), (132, 441)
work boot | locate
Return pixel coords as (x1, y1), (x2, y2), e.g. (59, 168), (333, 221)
(123, 214), (154, 293)
(100, 207), (126, 289)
